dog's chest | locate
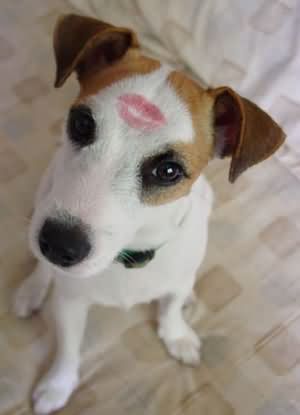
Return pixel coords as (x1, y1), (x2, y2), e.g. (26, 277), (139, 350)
(77, 251), (185, 309)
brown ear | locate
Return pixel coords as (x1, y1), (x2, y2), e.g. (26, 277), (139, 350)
(53, 14), (139, 88)
(210, 87), (286, 182)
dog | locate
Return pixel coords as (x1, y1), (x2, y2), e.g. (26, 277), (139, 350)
(13, 14), (285, 414)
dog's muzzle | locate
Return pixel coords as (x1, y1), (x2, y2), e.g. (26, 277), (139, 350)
(38, 217), (91, 267)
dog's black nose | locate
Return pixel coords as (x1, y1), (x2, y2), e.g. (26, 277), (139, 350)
(39, 218), (91, 267)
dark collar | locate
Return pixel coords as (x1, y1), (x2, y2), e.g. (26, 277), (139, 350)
(116, 249), (156, 268)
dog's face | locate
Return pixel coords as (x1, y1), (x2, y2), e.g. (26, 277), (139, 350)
(30, 14), (285, 278)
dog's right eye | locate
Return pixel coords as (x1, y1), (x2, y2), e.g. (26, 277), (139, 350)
(67, 105), (96, 148)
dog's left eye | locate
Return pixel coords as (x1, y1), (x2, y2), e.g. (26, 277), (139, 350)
(152, 161), (183, 184)
(67, 105), (96, 147)
(141, 152), (187, 188)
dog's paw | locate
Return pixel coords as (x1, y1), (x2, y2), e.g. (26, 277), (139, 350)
(160, 326), (201, 366)
(13, 276), (47, 318)
(33, 371), (78, 414)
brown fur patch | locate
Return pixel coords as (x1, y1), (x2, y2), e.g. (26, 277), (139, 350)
(142, 141), (212, 206)
(167, 71), (214, 168)
(142, 72), (215, 206)
(77, 52), (161, 101)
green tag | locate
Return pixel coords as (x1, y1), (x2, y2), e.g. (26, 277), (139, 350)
(116, 249), (155, 268)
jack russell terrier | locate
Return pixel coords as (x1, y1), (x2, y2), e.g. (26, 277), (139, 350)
(13, 14), (285, 414)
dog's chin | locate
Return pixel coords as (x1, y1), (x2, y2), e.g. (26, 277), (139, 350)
(38, 253), (113, 279)
(48, 263), (98, 279)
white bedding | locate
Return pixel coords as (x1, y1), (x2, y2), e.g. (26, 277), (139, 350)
(69, 0), (300, 178)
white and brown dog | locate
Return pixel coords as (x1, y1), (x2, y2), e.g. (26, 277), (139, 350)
(13, 14), (285, 414)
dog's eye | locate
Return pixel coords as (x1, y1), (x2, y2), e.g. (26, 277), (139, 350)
(67, 105), (96, 147)
(152, 161), (183, 184)
(141, 152), (186, 188)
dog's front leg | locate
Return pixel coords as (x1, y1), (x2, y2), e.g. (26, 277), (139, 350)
(158, 293), (201, 366)
(33, 283), (88, 414)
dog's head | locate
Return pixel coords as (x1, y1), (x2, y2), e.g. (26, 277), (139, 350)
(30, 14), (285, 277)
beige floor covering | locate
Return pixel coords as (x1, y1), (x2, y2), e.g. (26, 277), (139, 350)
(1, 2), (300, 414)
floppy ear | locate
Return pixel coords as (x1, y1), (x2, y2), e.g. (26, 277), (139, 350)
(53, 14), (139, 88)
(210, 87), (286, 182)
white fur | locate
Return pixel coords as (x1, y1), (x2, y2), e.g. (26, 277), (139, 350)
(13, 67), (213, 414)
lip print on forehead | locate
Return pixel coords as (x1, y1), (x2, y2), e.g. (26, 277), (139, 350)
(117, 93), (166, 132)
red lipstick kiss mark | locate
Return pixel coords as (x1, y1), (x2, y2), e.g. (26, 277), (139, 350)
(117, 94), (166, 132)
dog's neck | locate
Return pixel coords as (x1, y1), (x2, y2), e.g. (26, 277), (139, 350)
(124, 191), (193, 253)
(115, 196), (191, 268)
(115, 175), (209, 268)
